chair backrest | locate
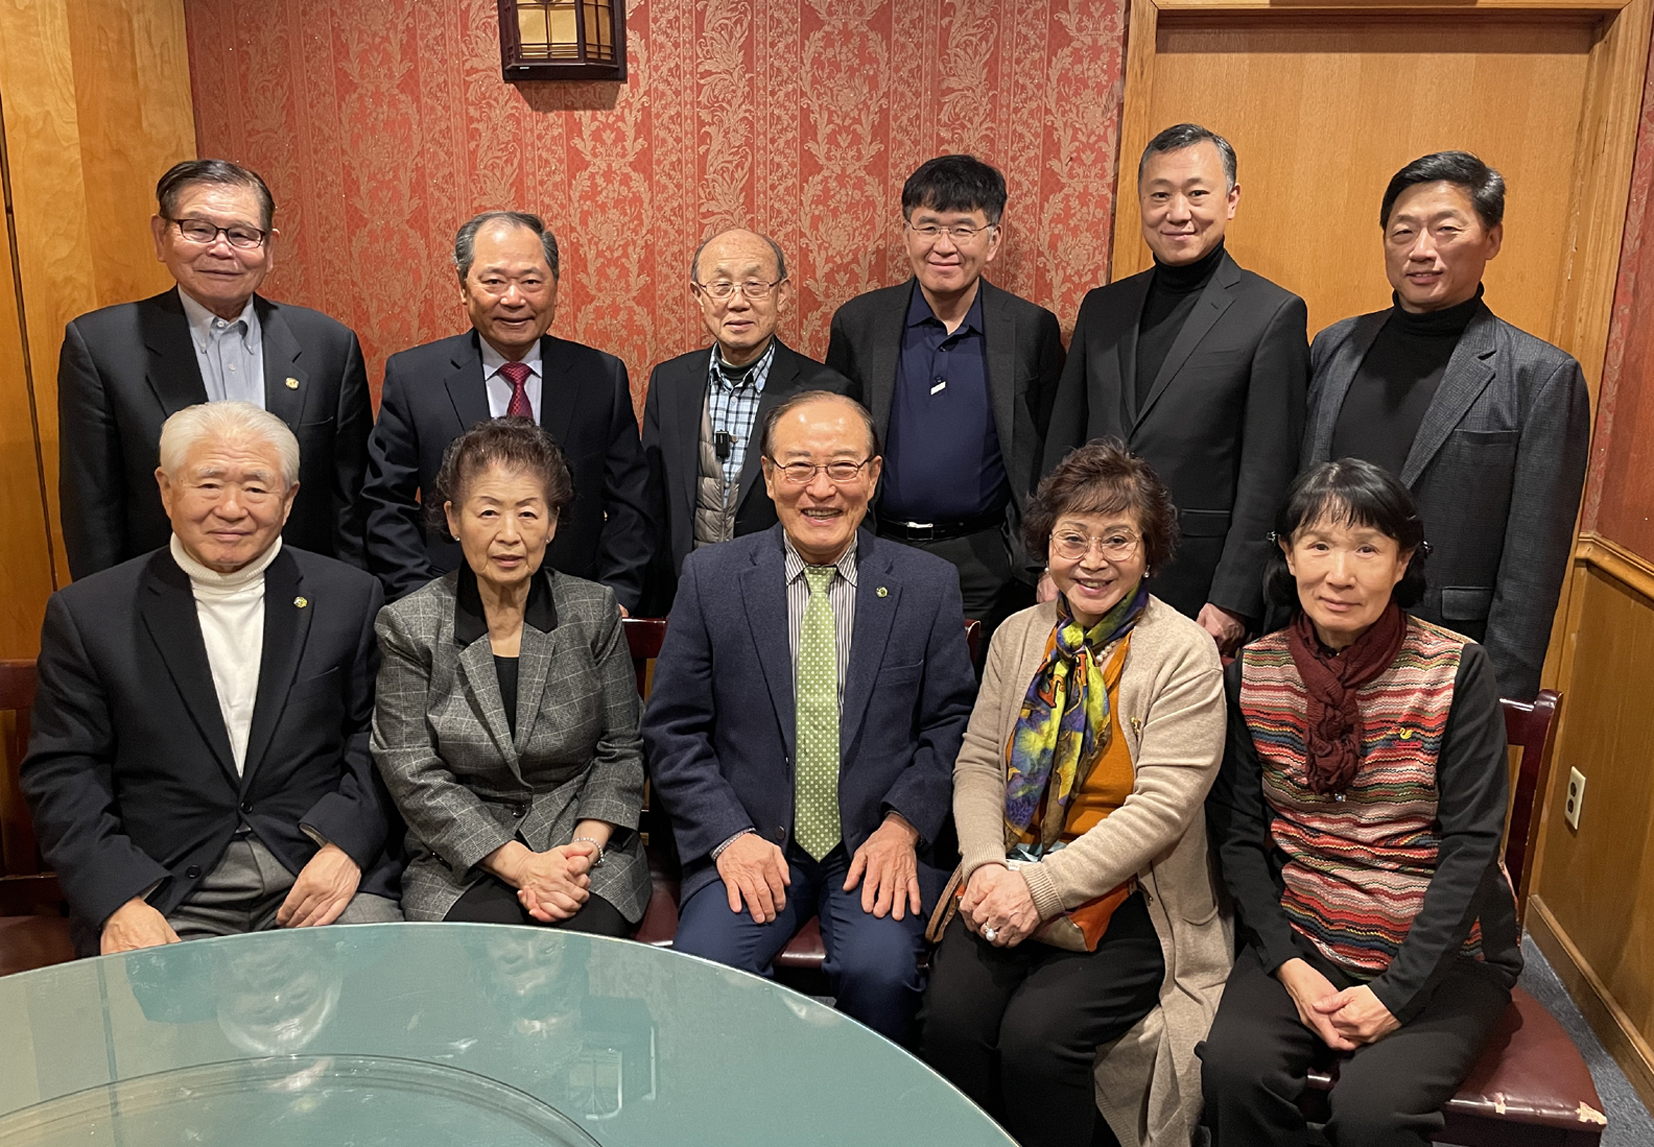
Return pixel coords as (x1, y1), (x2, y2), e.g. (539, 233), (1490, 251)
(0, 659), (62, 911)
(623, 617), (667, 699)
(1501, 689), (1561, 926)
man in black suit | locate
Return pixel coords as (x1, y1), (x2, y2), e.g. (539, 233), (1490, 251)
(826, 155), (1064, 638)
(22, 402), (402, 956)
(363, 211), (652, 609)
(1042, 124), (1309, 651)
(640, 228), (851, 615)
(57, 159), (373, 578)
(1303, 152), (1591, 700)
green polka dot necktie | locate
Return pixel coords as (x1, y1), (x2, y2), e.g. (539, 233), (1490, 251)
(795, 565), (841, 860)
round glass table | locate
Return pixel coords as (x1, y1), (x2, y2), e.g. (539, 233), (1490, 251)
(0, 923), (1014, 1146)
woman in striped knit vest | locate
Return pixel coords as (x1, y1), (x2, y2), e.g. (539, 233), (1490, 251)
(1201, 459), (1522, 1147)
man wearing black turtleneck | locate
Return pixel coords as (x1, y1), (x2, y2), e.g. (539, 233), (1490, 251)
(1042, 124), (1309, 651)
(640, 228), (851, 615)
(1304, 152), (1590, 701)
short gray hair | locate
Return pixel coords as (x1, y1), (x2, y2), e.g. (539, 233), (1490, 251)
(159, 402), (299, 488)
(1138, 123), (1238, 192)
(691, 229), (788, 282)
(454, 211), (560, 283)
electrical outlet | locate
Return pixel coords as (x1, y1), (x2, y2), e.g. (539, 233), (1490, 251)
(1565, 767), (1587, 830)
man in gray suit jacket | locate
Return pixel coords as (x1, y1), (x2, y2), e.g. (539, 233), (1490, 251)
(827, 155), (1064, 640)
(1303, 151), (1591, 700)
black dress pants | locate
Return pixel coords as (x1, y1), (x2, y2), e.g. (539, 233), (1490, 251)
(920, 891), (1165, 1147)
(1200, 943), (1511, 1147)
(444, 874), (631, 938)
(891, 526), (1034, 648)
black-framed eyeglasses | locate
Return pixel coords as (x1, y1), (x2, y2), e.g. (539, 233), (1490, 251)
(764, 457), (874, 485)
(694, 278), (785, 302)
(166, 216), (268, 250)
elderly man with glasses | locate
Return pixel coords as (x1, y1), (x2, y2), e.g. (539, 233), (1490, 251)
(638, 228), (852, 615)
(57, 159), (374, 577)
(826, 155), (1065, 645)
(644, 390), (976, 1043)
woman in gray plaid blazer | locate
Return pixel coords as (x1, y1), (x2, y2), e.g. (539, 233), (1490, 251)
(371, 419), (650, 932)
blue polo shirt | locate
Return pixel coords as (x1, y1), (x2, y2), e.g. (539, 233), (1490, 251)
(879, 285), (1009, 522)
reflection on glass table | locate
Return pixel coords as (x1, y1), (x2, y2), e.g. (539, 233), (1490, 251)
(0, 923), (1015, 1146)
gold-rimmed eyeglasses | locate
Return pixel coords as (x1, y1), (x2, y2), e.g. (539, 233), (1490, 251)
(1050, 529), (1140, 562)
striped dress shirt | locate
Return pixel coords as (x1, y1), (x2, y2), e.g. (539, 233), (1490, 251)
(782, 531), (856, 706)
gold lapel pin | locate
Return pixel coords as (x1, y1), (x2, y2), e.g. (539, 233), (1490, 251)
(285, 377), (300, 390)
(876, 587), (889, 598)
(294, 596), (308, 609)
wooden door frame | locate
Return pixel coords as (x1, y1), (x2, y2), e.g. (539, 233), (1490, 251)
(1111, 0), (1651, 397)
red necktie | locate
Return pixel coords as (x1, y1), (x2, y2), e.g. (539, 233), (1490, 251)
(500, 361), (533, 420)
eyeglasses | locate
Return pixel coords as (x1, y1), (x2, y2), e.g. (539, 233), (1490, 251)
(1050, 529), (1140, 563)
(166, 217), (268, 250)
(694, 278), (785, 301)
(905, 221), (996, 244)
(765, 457), (874, 485)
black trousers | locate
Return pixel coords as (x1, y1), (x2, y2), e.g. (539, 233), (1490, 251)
(444, 874), (631, 938)
(1200, 944), (1511, 1147)
(919, 891), (1165, 1147)
(891, 525), (1035, 648)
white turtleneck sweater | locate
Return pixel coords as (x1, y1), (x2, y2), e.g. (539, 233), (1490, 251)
(169, 534), (283, 775)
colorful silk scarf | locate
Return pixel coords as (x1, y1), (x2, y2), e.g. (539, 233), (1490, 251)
(1005, 582), (1150, 848)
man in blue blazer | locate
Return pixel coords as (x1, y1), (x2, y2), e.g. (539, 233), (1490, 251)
(644, 391), (976, 1042)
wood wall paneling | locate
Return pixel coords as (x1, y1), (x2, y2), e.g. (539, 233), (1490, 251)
(0, 0), (195, 657)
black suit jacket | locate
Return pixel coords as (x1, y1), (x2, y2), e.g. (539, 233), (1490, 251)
(20, 545), (402, 936)
(1042, 252), (1308, 621)
(825, 279), (1065, 577)
(57, 289), (373, 578)
(363, 330), (653, 609)
(1304, 302), (1591, 700)
(639, 338), (852, 614)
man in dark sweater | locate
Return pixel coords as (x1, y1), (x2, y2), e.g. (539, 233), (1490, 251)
(1042, 124), (1308, 653)
(1302, 151), (1591, 700)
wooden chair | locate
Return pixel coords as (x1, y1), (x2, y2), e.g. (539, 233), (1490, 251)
(0, 660), (75, 976)
(1301, 690), (1606, 1145)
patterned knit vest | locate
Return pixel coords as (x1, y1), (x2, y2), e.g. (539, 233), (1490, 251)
(1238, 618), (1487, 976)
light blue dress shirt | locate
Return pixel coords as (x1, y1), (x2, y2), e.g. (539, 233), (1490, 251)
(178, 287), (265, 408)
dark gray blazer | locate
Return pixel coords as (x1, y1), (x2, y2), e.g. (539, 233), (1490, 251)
(371, 567), (651, 923)
(639, 337), (852, 615)
(1304, 301), (1591, 700)
(57, 289), (372, 578)
(826, 279), (1065, 577)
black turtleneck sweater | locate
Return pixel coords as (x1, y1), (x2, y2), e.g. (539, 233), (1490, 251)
(1135, 240), (1226, 408)
(1330, 287), (1484, 477)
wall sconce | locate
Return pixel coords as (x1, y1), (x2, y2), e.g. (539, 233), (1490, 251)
(498, 0), (626, 81)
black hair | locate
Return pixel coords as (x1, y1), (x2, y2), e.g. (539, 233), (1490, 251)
(901, 155), (1007, 225)
(454, 211), (560, 283)
(1380, 151), (1505, 232)
(430, 418), (574, 541)
(156, 159), (276, 232)
(1138, 123), (1237, 191)
(1263, 458), (1430, 610)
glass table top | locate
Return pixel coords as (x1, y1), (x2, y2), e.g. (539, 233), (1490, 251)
(0, 923), (1014, 1146)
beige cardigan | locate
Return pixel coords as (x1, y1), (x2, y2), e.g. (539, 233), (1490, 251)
(954, 597), (1233, 1147)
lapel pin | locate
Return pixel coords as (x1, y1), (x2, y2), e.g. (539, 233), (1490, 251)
(876, 586), (888, 598)
(294, 596), (308, 609)
(285, 377), (300, 389)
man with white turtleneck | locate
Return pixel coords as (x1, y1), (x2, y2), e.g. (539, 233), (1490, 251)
(1042, 123), (1309, 653)
(22, 402), (403, 956)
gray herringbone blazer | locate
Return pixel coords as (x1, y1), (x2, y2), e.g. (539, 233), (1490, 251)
(1304, 301), (1591, 700)
(372, 567), (650, 922)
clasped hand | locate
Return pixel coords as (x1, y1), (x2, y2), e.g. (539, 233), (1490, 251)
(1277, 958), (1400, 1049)
(515, 843), (598, 922)
(958, 863), (1041, 948)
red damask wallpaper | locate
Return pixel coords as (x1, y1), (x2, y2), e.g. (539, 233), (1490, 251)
(184, 0), (1129, 412)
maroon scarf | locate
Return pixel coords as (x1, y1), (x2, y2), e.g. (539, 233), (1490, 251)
(1285, 603), (1407, 795)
